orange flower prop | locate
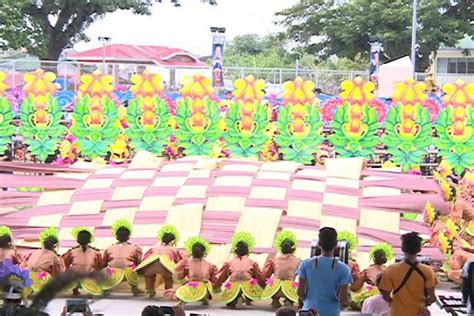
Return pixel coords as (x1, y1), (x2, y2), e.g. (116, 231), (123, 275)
(23, 69), (58, 109)
(392, 78), (427, 106)
(233, 75), (265, 104)
(180, 74), (214, 100)
(78, 70), (114, 109)
(339, 76), (375, 105)
(130, 70), (164, 110)
(0, 71), (7, 96)
(442, 79), (474, 108)
(282, 77), (316, 106)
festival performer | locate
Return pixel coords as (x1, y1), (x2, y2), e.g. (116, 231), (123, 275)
(166, 236), (218, 305)
(0, 225), (22, 265)
(23, 227), (65, 293)
(351, 243), (394, 291)
(62, 227), (102, 296)
(101, 219), (143, 296)
(216, 231), (265, 308)
(136, 225), (182, 298)
(261, 230), (300, 308)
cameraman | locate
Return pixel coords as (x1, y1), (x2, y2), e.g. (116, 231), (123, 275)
(297, 227), (352, 316)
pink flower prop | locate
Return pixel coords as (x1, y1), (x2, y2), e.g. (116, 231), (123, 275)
(321, 97), (343, 123)
(250, 278), (258, 286)
(422, 98), (441, 123)
(187, 281), (199, 287)
(224, 281), (232, 289)
(368, 98), (387, 122)
(105, 268), (114, 276)
(265, 278), (274, 286)
(37, 272), (48, 279)
(292, 281), (299, 288)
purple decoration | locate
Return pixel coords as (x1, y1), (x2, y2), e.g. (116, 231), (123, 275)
(0, 259), (32, 288)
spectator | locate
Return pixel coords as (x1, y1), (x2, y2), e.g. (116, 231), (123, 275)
(379, 232), (437, 316)
(297, 227), (352, 316)
(462, 259), (474, 315)
(275, 307), (296, 316)
(141, 305), (161, 316)
(361, 275), (390, 316)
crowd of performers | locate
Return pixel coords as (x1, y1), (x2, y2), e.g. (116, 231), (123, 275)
(0, 221), (411, 310)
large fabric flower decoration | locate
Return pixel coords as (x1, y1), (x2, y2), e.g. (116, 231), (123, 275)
(78, 70), (114, 99)
(281, 77), (316, 106)
(0, 71), (8, 96)
(233, 75), (265, 104)
(180, 74), (214, 100)
(392, 78), (427, 106)
(339, 76), (375, 105)
(23, 69), (58, 107)
(442, 79), (474, 108)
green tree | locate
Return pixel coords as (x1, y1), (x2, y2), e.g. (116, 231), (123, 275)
(0, 0), (215, 60)
(277, 0), (474, 71)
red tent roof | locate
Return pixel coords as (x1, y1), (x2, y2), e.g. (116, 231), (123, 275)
(69, 44), (207, 69)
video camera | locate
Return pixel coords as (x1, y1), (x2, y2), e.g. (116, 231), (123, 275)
(395, 254), (431, 265)
(310, 240), (349, 264)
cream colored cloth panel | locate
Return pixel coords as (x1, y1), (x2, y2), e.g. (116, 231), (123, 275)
(188, 169), (211, 178)
(256, 171), (292, 181)
(221, 164), (260, 173)
(161, 163), (195, 172)
(102, 208), (137, 226)
(326, 177), (360, 189)
(133, 224), (163, 238)
(260, 161), (302, 173)
(92, 237), (116, 250)
(205, 197), (247, 212)
(236, 207), (283, 248)
(249, 253), (270, 269)
(83, 178), (114, 189)
(207, 244), (231, 268)
(28, 214), (63, 227)
(129, 151), (163, 169)
(120, 170), (156, 180)
(359, 209), (400, 233)
(56, 173), (90, 180)
(71, 161), (106, 170)
(214, 176), (254, 187)
(111, 187), (146, 201)
(165, 203), (204, 247)
(176, 185), (208, 198)
(194, 158), (218, 169)
(295, 248), (311, 260)
(325, 157), (364, 179)
(287, 200), (322, 219)
(292, 179), (326, 192)
(69, 200), (103, 215)
(320, 215), (357, 233)
(297, 168), (327, 179)
(362, 186), (401, 197)
(152, 177), (187, 187)
(249, 187), (287, 200)
(139, 196), (175, 211)
(94, 167), (126, 175)
(323, 193), (358, 208)
(37, 190), (75, 206)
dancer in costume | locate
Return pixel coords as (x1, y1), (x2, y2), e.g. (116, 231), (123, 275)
(0, 226), (22, 264)
(24, 227), (65, 293)
(351, 243), (394, 291)
(102, 219), (143, 296)
(167, 236), (218, 305)
(261, 230), (300, 308)
(136, 225), (182, 298)
(217, 231), (265, 308)
(62, 227), (102, 296)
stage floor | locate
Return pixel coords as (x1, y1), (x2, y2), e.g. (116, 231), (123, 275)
(42, 283), (459, 315)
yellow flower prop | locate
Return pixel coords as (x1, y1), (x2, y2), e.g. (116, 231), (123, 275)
(437, 160), (453, 178)
(180, 74), (214, 100)
(442, 79), (474, 108)
(423, 201), (437, 225)
(0, 71), (8, 95)
(130, 70), (164, 110)
(444, 218), (459, 239)
(109, 134), (130, 163)
(392, 78), (427, 106)
(339, 76), (375, 105)
(438, 232), (450, 255)
(78, 70), (114, 110)
(23, 69), (58, 109)
(282, 77), (316, 107)
(233, 75), (265, 104)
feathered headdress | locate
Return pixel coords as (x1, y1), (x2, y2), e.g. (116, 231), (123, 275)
(369, 243), (395, 261)
(39, 227), (59, 247)
(337, 231), (358, 252)
(112, 219), (133, 237)
(71, 227), (94, 242)
(231, 231), (256, 252)
(0, 225), (12, 238)
(184, 236), (211, 257)
(274, 230), (297, 253)
(157, 225), (180, 243)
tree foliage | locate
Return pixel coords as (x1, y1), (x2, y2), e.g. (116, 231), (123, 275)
(277, 0), (474, 71)
(0, 0), (214, 60)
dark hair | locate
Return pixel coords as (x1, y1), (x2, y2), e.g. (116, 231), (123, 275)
(0, 235), (12, 248)
(161, 233), (175, 245)
(281, 240), (295, 254)
(318, 227), (338, 252)
(235, 241), (249, 257)
(276, 306), (296, 316)
(43, 236), (58, 251)
(401, 232), (422, 255)
(77, 230), (92, 247)
(191, 243), (205, 259)
(141, 305), (162, 316)
(314, 88), (322, 94)
(373, 249), (387, 265)
(116, 227), (130, 243)
(375, 273), (383, 287)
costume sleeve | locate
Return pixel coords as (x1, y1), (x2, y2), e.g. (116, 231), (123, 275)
(143, 248), (153, 260)
(20, 252), (32, 269)
(62, 251), (73, 269)
(174, 258), (188, 280)
(252, 261), (266, 287)
(216, 262), (230, 286)
(102, 249), (111, 269)
(93, 251), (102, 270)
(12, 249), (23, 265)
(175, 249), (184, 262)
(378, 270), (393, 292)
(53, 256), (66, 275)
(262, 258), (275, 279)
(133, 246), (143, 266)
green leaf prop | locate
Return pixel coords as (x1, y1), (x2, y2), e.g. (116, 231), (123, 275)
(70, 96), (121, 159)
(434, 106), (474, 175)
(223, 102), (269, 157)
(383, 104), (432, 172)
(125, 97), (172, 155)
(275, 105), (323, 164)
(19, 97), (67, 162)
(329, 103), (380, 159)
(0, 97), (15, 155)
(174, 98), (222, 156)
